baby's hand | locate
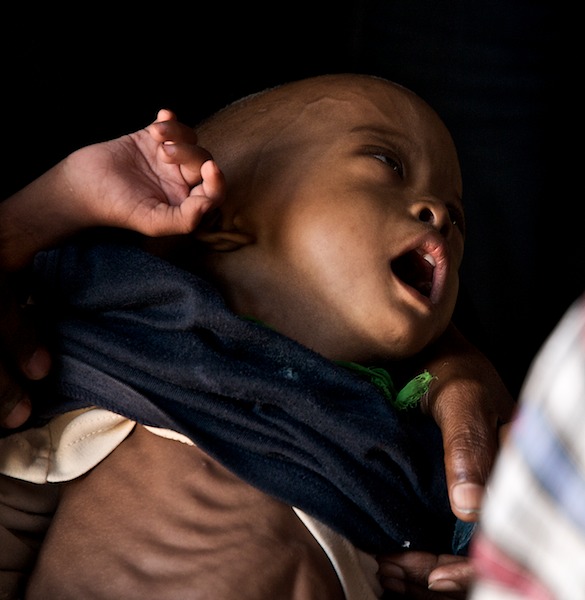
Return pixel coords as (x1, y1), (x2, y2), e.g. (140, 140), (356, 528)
(0, 111), (227, 272)
(62, 109), (226, 237)
(147, 109), (224, 193)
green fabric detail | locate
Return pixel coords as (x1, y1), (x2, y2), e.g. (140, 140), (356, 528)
(394, 370), (436, 410)
(337, 361), (435, 410)
(336, 361), (398, 402)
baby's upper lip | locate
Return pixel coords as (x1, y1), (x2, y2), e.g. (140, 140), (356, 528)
(390, 232), (449, 304)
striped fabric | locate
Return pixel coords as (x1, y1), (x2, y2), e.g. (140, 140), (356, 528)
(470, 293), (585, 600)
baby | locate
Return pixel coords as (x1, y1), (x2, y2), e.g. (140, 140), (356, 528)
(0, 74), (512, 598)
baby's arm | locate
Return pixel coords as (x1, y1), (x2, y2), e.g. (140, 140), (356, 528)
(0, 110), (225, 271)
(0, 111), (225, 427)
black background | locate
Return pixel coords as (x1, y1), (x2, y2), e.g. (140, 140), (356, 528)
(2, 1), (578, 397)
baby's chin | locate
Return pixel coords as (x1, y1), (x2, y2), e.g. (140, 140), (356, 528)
(279, 318), (438, 365)
(322, 336), (429, 366)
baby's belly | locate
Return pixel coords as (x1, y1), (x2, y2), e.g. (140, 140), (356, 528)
(25, 424), (344, 600)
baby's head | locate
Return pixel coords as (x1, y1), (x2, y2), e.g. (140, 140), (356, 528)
(193, 73), (465, 364)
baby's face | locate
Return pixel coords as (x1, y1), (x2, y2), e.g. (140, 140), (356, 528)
(209, 76), (465, 364)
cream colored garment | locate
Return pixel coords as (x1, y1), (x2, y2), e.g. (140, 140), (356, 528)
(0, 407), (382, 599)
(0, 408), (134, 483)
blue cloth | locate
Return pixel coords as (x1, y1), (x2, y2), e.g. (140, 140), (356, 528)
(21, 235), (460, 554)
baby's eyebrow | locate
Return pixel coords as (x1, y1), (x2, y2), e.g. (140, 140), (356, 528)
(348, 125), (415, 154)
(349, 124), (407, 141)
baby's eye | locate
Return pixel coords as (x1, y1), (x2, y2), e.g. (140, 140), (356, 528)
(370, 149), (404, 178)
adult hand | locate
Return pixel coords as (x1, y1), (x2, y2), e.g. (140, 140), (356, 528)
(420, 323), (516, 521)
(378, 551), (473, 599)
(377, 324), (515, 596)
(0, 273), (51, 428)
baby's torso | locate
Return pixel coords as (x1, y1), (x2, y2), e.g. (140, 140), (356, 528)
(25, 424), (345, 600)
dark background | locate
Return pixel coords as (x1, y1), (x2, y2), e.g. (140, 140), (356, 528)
(2, 1), (577, 398)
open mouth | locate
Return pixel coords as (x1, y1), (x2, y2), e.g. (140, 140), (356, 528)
(391, 249), (436, 298)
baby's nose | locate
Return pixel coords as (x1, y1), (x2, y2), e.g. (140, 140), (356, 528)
(416, 204), (453, 237)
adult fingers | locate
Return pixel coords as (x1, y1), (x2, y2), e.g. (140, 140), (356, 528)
(0, 275), (51, 428)
(419, 324), (516, 520)
(378, 552), (470, 599)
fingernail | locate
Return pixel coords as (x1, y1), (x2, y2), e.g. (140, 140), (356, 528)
(2, 399), (31, 429)
(452, 482), (483, 515)
(429, 578), (464, 592)
(23, 348), (51, 380)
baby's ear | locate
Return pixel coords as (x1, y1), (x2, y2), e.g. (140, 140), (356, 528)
(193, 209), (254, 252)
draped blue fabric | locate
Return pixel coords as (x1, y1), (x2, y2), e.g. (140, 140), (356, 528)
(21, 236), (463, 554)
